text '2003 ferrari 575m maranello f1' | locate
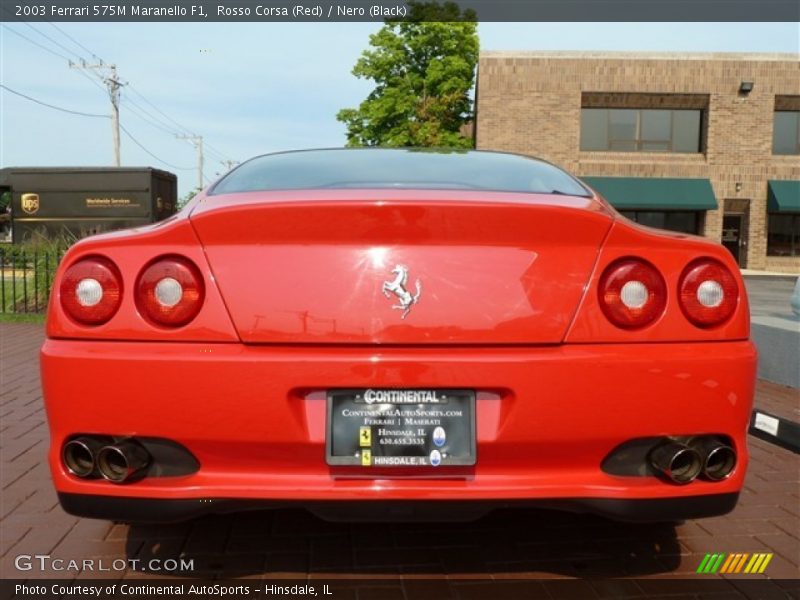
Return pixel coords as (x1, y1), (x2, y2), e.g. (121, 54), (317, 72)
(42, 148), (755, 523)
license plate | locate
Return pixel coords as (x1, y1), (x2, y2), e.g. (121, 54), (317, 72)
(326, 389), (476, 467)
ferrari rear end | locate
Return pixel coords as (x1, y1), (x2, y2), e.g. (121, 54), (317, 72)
(41, 149), (756, 523)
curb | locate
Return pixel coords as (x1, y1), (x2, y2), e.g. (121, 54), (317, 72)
(741, 270), (799, 279)
(749, 409), (800, 454)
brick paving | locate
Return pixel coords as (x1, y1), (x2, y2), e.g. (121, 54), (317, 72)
(1, 322), (798, 595)
(754, 380), (800, 423)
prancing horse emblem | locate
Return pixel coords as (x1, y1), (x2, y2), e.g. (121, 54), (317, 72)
(382, 265), (421, 319)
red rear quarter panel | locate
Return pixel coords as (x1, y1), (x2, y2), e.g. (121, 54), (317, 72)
(45, 214), (239, 342)
(566, 217), (750, 343)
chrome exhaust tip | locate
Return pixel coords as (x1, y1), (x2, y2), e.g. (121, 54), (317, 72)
(96, 440), (150, 484)
(692, 438), (737, 481)
(649, 442), (702, 484)
(63, 437), (103, 478)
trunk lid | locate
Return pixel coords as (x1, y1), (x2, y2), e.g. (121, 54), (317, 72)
(190, 190), (613, 344)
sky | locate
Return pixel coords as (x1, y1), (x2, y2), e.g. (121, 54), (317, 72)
(1, 22), (798, 197)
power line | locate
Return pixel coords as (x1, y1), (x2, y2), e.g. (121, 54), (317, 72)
(125, 86), (235, 163)
(0, 83), (109, 118)
(3, 86), (196, 173)
(48, 22), (104, 63)
(126, 85), (194, 135)
(122, 94), (184, 135)
(121, 99), (181, 136)
(1, 25), (71, 61)
(204, 146), (231, 162)
(73, 67), (109, 94)
(122, 92), (236, 172)
(126, 83), (236, 165)
(3, 18), (234, 172)
(204, 140), (234, 162)
(5, 17), (85, 61)
(119, 123), (193, 171)
(4, 25), (110, 110)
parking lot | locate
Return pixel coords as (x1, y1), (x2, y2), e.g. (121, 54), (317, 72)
(1, 321), (798, 597)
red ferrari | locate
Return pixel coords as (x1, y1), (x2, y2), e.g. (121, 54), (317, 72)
(42, 149), (756, 523)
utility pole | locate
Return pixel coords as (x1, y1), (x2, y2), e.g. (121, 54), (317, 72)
(177, 134), (204, 190)
(70, 61), (123, 166)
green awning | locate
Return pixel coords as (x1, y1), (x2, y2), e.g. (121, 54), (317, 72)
(581, 176), (718, 211)
(768, 180), (800, 213)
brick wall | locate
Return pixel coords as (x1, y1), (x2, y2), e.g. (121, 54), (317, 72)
(475, 52), (800, 273)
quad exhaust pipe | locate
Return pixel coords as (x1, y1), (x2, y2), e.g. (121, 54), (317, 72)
(649, 441), (703, 484)
(649, 437), (737, 484)
(691, 438), (737, 481)
(63, 437), (150, 483)
(96, 440), (151, 483)
(62, 437), (106, 478)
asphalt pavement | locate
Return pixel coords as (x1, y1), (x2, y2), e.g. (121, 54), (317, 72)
(743, 275), (799, 389)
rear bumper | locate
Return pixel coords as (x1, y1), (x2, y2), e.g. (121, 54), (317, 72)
(58, 492), (740, 523)
(42, 339), (756, 521)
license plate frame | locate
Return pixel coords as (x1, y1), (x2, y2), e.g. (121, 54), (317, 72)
(326, 388), (476, 467)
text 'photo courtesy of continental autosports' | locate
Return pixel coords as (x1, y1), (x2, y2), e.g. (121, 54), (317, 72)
(40, 148), (756, 525)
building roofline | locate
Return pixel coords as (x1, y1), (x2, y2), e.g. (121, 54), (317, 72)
(480, 50), (799, 62)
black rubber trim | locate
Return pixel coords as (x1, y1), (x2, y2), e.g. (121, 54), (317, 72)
(749, 410), (800, 455)
(58, 492), (739, 524)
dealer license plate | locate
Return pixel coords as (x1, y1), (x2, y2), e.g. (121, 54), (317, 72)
(326, 389), (476, 467)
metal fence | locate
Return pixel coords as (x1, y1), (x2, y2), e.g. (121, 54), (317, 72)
(0, 247), (64, 314)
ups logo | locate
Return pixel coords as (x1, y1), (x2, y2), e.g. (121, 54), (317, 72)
(21, 193), (40, 215)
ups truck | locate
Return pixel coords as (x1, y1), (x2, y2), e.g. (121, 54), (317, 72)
(0, 167), (177, 244)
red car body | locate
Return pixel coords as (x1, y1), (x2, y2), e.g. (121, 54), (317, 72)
(41, 150), (756, 523)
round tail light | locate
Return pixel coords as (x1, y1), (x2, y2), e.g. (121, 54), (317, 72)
(679, 258), (738, 327)
(135, 256), (205, 327)
(60, 256), (123, 325)
(598, 258), (667, 329)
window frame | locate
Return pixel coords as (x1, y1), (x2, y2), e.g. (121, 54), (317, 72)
(618, 210), (704, 235)
(767, 212), (800, 257)
(580, 107), (703, 154)
(772, 111), (800, 156)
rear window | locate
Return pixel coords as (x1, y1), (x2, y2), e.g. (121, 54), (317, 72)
(210, 149), (592, 197)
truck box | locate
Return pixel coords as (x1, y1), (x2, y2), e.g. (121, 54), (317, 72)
(0, 167), (177, 243)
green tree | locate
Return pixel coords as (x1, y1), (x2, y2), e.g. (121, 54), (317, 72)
(337, 1), (478, 148)
(177, 189), (197, 210)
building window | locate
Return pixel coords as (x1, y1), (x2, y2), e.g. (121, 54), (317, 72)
(773, 111), (800, 155)
(767, 214), (800, 256)
(619, 210), (702, 235)
(580, 108), (702, 153)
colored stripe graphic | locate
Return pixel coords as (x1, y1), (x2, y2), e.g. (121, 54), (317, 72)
(710, 553), (726, 573)
(744, 554), (760, 573)
(720, 552), (742, 573)
(701, 553), (774, 574)
(734, 553), (749, 573)
(758, 553), (773, 573)
(719, 553), (735, 573)
(697, 554), (712, 573)
(698, 553), (727, 574)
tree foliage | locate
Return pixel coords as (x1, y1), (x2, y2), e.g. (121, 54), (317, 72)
(337, 2), (478, 148)
(177, 189), (197, 210)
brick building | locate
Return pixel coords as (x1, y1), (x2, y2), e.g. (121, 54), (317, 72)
(475, 52), (800, 273)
